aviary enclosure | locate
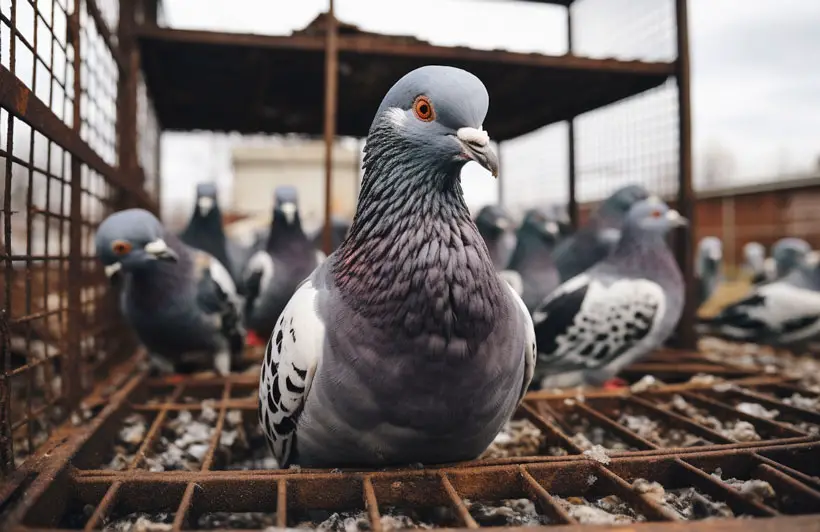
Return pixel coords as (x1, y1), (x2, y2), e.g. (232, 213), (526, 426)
(1, 0), (818, 531)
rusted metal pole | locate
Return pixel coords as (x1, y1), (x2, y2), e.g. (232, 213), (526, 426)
(497, 141), (503, 206)
(322, 2), (339, 256)
(674, 0), (696, 349)
(566, 4), (579, 229)
(117, 0), (140, 210)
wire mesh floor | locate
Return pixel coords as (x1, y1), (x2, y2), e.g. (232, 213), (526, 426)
(2, 343), (819, 531)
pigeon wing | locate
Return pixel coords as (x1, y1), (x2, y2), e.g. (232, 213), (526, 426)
(533, 275), (665, 374)
(504, 281), (535, 403)
(194, 251), (245, 356)
(242, 250), (275, 312)
(257, 273), (325, 467)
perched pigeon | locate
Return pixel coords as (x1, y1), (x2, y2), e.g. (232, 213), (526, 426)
(96, 209), (244, 375)
(178, 183), (241, 284)
(767, 238), (811, 281)
(697, 251), (820, 348)
(311, 216), (351, 254)
(552, 184), (651, 282)
(743, 242), (767, 284)
(474, 204), (516, 270)
(531, 198), (686, 389)
(257, 65), (535, 469)
(502, 208), (561, 313)
(696, 236), (723, 307)
(242, 186), (325, 344)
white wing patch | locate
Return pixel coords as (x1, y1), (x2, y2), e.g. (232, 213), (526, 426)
(209, 256), (238, 298)
(499, 270), (523, 297)
(744, 283), (820, 343)
(504, 281), (536, 403)
(257, 277), (325, 467)
(542, 278), (665, 370)
(245, 251), (275, 296)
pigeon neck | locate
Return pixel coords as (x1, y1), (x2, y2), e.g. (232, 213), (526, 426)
(333, 127), (504, 350)
(507, 226), (555, 270)
(610, 224), (675, 269)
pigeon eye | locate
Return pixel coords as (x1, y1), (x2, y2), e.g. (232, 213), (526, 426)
(413, 96), (435, 122)
(650, 210), (662, 218)
(111, 240), (132, 255)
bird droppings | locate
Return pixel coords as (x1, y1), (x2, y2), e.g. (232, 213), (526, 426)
(480, 419), (567, 459)
(553, 495), (645, 525)
(617, 409), (711, 448)
(100, 512), (175, 532)
(631, 479), (735, 520)
(378, 505), (460, 530)
(659, 395), (762, 442)
(712, 468), (777, 507)
(466, 498), (553, 527)
(105, 413), (151, 470)
(736, 402), (780, 420)
(688, 374), (724, 386)
(582, 444), (611, 464)
(783, 393), (820, 412)
(630, 375), (665, 393)
(215, 408), (279, 470)
(196, 511), (278, 529)
(565, 412), (638, 452)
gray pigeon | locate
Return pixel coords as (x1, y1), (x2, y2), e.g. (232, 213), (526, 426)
(242, 186), (325, 345)
(257, 65), (535, 469)
(502, 207), (562, 314)
(96, 208), (245, 375)
(552, 184), (651, 282)
(767, 238), (811, 282)
(474, 204), (516, 270)
(531, 197), (686, 389)
(696, 236), (723, 307)
(697, 251), (820, 348)
(743, 242), (767, 284)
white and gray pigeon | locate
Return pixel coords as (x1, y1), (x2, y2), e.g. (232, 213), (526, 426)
(96, 208), (245, 375)
(743, 242), (767, 284)
(257, 65), (535, 469)
(697, 251), (820, 348)
(531, 198), (686, 389)
(502, 207), (562, 314)
(552, 184), (651, 282)
(474, 204), (516, 270)
(242, 186), (325, 345)
(767, 238), (811, 282)
(696, 236), (723, 307)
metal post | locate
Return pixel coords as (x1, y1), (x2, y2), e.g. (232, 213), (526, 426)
(566, 4), (579, 229)
(674, 0), (696, 349)
(322, 2), (339, 256)
(117, 0), (140, 210)
(497, 141), (503, 206)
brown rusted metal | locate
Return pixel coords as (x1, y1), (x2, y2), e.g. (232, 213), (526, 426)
(322, 0), (339, 257)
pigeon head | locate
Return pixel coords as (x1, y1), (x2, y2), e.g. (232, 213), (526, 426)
(743, 242), (765, 268)
(272, 185), (301, 227)
(95, 208), (179, 278)
(521, 207), (561, 243)
(369, 65), (499, 178)
(624, 198), (687, 234)
(194, 182), (219, 217)
(771, 237), (811, 278)
(597, 184), (651, 221)
(696, 236), (723, 276)
(475, 205), (513, 236)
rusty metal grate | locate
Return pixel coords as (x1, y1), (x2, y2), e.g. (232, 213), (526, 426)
(0, 347), (817, 531)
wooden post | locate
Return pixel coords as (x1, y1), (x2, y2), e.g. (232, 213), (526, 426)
(322, 2), (339, 256)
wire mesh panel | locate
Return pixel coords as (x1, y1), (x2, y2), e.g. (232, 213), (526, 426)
(0, 0), (153, 475)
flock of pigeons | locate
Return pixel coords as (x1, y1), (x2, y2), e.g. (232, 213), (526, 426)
(91, 65), (818, 469)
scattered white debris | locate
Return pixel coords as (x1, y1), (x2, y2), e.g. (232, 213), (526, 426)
(554, 495), (644, 525)
(736, 402), (780, 420)
(630, 375), (664, 393)
(582, 445), (611, 465)
(467, 498), (551, 527)
(712, 468), (776, 504)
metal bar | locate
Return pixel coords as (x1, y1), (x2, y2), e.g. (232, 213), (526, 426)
(362, 476), (383, 532)
(85, 0), (125, 72)
(117, 0), (141, 206)
(322, 2), (339, 256)
(440, 473), (479, 529)
(518, 466), (578, 524)
(674, 0), (695, 349)
(497, 141), (504, 205)
(568, 119), (578, 229)
(276, 479), (288, 528)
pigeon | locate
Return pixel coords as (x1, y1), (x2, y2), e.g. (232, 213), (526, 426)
(742, 242), (767, 284)
(242, 186), (325, 345)
(502, 207), (562, 314)
(311, 216), (351, 254)
(552, 184), (651, 282)
(178, 183), (241, 284)
(531, 197), (686, 389)
(474, 204), (516, 270)
(696, 236), (723, 307)
(697, 251), (820, 348)
(257, 65), (535, 469)
(767, 238), (811, 282)
(96, 208), (245, 375)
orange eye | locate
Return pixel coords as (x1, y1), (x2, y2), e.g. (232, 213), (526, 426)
(111, 240), (132, 255)
(650, 210), (662, 218)
(413, 96), (435, 122)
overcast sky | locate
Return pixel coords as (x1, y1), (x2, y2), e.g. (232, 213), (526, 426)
(158, 0), (820, 219)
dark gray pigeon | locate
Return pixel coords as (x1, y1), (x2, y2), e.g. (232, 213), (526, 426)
(697, 251), (820, 348)
(552, 184), (651, 282)
(696, 236), (723, 307)
(501, 207), (561, 314)
(242, 186), (325, 345)
(96, 208), (245, 375)
(743, 242), (767, 284)
(474, 204), (516, 270)
(311, 215), (351, 254)
(178, 183), (241, 284)
(767, 238), (811, 281)
(531, 197), (686, 389)
(257, 65), (535, 469)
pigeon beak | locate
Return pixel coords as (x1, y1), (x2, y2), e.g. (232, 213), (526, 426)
(456, 127), (499, 178)
(144, 239), (179, 262)
(545, 221), (559, 236)
(197, 196), (215, 217)
(104, 262), (122, 278)
(495, 218), (510, 231)
(280, 202), (297, 224)
(665, 209), (688, 227)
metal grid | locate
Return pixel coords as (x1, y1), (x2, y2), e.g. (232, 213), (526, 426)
(0, 347), (817, 530)
(0, 0), (153, 475)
